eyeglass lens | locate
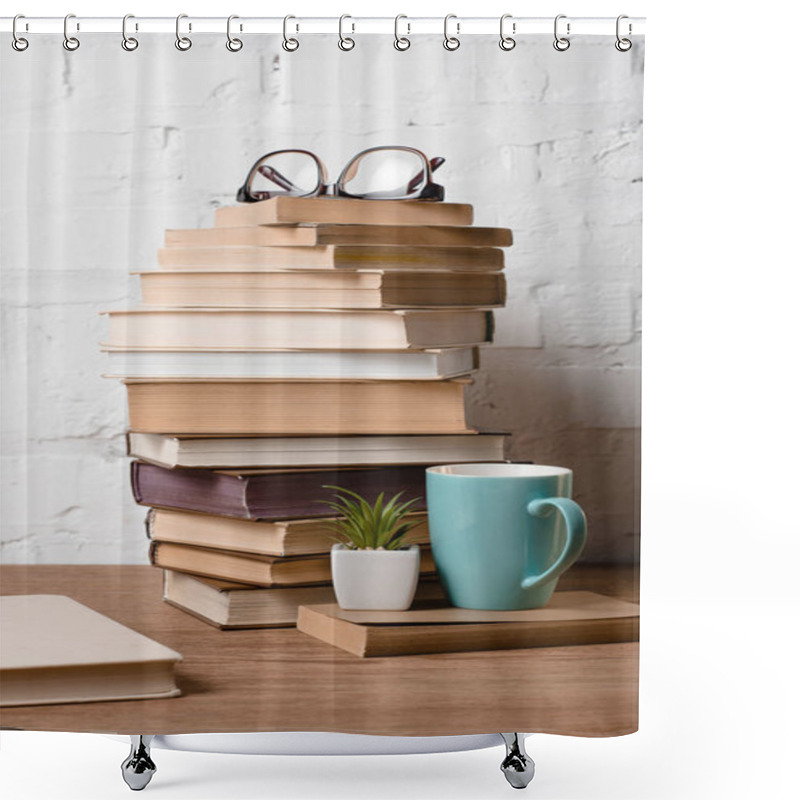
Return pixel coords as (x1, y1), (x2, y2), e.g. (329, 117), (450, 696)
(339, 149), (428, 199)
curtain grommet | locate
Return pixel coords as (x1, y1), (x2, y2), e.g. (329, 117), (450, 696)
(282, 15), (299, 52)
(499, 14), (516, 51)
(121, 14), (139, 51)
(553, 14), (570, 51)
(175, 14), (192, 51)
(12, 14), (29, 51)
(394, 15), (411, 51)
(615, 15), (632, 52)
(443, 14), (460, 51)
(63, 13), (80, 51)
(226, 15), (243, 52)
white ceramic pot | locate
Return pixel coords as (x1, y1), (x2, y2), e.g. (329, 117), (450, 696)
(331, 543), (420, 610)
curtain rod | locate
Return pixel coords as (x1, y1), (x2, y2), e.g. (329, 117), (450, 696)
(1, 16), (645, 37)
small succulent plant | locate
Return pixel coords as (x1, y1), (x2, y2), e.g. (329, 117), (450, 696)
(322, 485), (422, 551)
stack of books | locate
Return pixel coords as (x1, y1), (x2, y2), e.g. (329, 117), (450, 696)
(102, 196), (512, 629)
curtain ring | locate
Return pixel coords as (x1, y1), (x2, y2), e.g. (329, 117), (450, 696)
(12, 14), (29, 51)
(282, 15), (299, 51)
(63, 13), (80, 51)
(175, 14), (192, 51)
(122, 14), (139, 51)
(499, 14), (516, 51)
(443, 14), (460, 51)
(553, 14), (570, 51)
(226, 14), (243, 51)
(615, 15), (632, 52)
(394, 14), (410, 51)
(338, 14), (355, 51)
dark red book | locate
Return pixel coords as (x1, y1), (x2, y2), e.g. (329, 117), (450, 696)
(131, 462), (428, 521)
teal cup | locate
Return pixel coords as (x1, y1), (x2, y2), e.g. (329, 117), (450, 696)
(426, 464), (588, 610)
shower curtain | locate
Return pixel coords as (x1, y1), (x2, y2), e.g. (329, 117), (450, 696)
(0, 26), (643, 739)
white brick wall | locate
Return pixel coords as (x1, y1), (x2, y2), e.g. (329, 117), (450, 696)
(0, 34), (643, 563)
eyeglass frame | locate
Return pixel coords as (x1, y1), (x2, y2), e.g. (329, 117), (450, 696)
(236, 146), (445, 203)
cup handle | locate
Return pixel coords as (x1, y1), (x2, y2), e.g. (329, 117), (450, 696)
(520, 497), (588, 590)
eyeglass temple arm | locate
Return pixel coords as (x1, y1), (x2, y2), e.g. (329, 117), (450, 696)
(257, 164), (308, 193)
(406, 156), (445, 193)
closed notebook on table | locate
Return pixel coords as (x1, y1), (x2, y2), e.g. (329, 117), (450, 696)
(0, 595), (182, 707)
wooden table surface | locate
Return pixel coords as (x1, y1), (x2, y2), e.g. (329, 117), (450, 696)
(0, 564), (638, 737)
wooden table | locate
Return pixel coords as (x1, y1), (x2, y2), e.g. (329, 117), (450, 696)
(0, 564), (638, 737)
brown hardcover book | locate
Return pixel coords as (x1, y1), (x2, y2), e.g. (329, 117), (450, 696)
(125, 380), (472, 435)
(0, 595), (182, 706)
(162, 570), (445, 629)
(214, 197), (474, 228)
(165, 224), (511, 248)
(136, 270), (506, 309)
(147, 507), (430, 557)
(296, 592), (640, 657)
(103, 308), (494, 350)
(157, 245), (505, 271)
(149, 541), (437, 587)
(127, 431), (504, 469)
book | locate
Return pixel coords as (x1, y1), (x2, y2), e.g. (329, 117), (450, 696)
(149, 541), (437, 587)
(127, 432), (505, 469)
(136, 270), (506, 309)
(165, 224), (512, 248)
(296, 592), (641, 657)
(0, 594), (182, 706)
(214, 197), (474, 228)
(162, 569), (445, 629)
(124, 380), (473, 435)
(103, 348), (479, 381)
(131, 461), (429, 520)
(103, 308), (494, 350)
(157, 245), (505, 272)
(146, 507), (431, 557)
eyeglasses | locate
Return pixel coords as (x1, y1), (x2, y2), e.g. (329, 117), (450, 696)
(236, 146), (445, 203)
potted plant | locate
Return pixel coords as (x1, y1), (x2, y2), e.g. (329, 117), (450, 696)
(322, 486), (422, 611)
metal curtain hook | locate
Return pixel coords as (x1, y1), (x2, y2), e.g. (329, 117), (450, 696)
(394, 14), (410, 51)
(12, 14), (29, 51)
(615, 14), (632, 52)
(553, 14), (570, 51)
(226, 14), (243, 51)
(499, 14), (516, 51)
(338, 14), (355, 50)
(122, 14), (139, 51)
(63, 13), (80, 51)
(175, 14), (192, 51)
(443, 14), (460, 51)
(282, 15), (299, 51)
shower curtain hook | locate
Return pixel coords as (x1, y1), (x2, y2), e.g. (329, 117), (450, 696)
(553, 14), (570, 51)
(443, 14), (460, 51)
(499, 14), (516, 51)
(175, 14), (192, 51)
(11, 14), (29, 51)
(63, 13), (80, 51)
(615, 15), (632, 52)
(282, 15), (299, 51)
(394, 14), (411, 51)
(122, 14), (139, 51)
(226, 15), (243, 51)
(338, 14), (355, 50)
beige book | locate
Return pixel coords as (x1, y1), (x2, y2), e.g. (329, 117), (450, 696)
(147, 507), (430, 557)
(124, 379), (472, 435)
(162, 570), (445, 629)
(165, 224), (511, 248)
(157, 245), (505, 271)
(215, 197), (474, 228)
(127, 431), (504, 469)
(296, 592), (641, 657)
(0, 595), (182, 706)
(102, 308), (493, 351)
(150, 541), (437, 587)
(136, 270), (506, 309)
